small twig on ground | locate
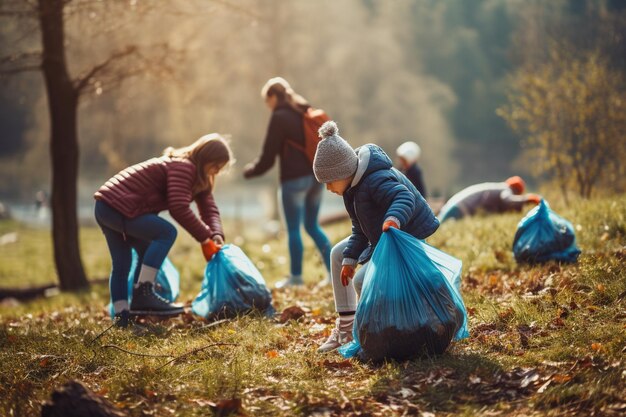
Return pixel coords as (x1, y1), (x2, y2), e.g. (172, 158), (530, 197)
(101, 344), (174, 358)
(87, 321), (117, 346)
(156, 342), (239, 370)
(189, 318), (230, 334)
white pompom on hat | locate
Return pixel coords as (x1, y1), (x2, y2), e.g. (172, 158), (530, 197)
(313, 121), (358, 183)
(396, 141), (422, 164)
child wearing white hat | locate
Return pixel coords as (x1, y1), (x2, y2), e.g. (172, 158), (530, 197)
(396, 141), (427, 198)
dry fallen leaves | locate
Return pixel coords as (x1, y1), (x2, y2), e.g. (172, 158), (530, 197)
(207, 398), (243, 416)
(265, 350), (279, 359)
(320, 359), (353, 370)
(591, 342), (603, 352)
(552, 374), (572, 384)
(278, 306), (306, 323)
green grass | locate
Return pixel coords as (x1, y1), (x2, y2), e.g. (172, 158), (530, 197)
(1, 194), (625, 416)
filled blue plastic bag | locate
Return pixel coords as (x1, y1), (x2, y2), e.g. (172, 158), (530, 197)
(339, 228), (469, 362)
(192, 244), (274, 320)
(108, 251), (180, 317)
(513, 199), (581, 264)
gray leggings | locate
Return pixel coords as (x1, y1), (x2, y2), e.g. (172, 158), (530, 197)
(331, 236), (370, 313)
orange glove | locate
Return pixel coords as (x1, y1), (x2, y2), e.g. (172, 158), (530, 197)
(526, 193), (542, 205)
(201, 239), (222, 261)
(382, 219), (399, 232)
(341, 265), (356, 287)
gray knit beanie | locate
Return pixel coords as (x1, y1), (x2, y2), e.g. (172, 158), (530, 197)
(313, 121), (358, 183)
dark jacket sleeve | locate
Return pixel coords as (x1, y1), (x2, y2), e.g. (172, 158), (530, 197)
(342, 195), (370, 263)
(166, 163), (212, 243)
(195, 191), (224, 239)
(369, 175), (416, 228)
(244, 112), (284, 178)
(499, 188), (530, 212)
(343, 219), (370, 263)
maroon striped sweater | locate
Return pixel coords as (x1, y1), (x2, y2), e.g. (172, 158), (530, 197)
(94, 156), (223, 243)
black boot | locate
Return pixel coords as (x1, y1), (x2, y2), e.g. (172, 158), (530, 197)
(113, 310), (130, 328)
(130, 282), (184, 316)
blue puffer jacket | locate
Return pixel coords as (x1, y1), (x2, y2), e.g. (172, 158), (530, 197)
(342, 144), (439, 264)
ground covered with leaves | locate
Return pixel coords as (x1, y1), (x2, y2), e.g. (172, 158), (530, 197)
(1, 195), (625, 416)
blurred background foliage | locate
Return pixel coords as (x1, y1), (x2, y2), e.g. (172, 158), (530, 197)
(1, 0), (625, 203)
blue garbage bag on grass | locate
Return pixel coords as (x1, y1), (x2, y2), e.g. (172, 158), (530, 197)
(192, 244), (274, 320)
(108, 251), (180, 317)
(513, 199), (581, 264)
(339, 228), (469, 362)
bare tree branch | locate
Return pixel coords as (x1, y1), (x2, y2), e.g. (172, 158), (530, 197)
(74, 42), (184, 97)
(74, 45), (138, 93)
(0, 0), (37, 17)
(0, 64), (40, 75)
(0, 50), (41, 76)
(0, 9), (34, 17)
(0, 50), (41, 64)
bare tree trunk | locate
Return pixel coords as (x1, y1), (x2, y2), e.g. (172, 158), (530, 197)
(554, 158), (569, 205)
(38, 0), (89, 290)
(559, 180), (569, 204)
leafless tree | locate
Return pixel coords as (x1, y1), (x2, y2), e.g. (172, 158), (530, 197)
(0, 0), (180, 290)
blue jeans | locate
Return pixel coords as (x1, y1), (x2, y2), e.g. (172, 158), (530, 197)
(280, 175), (331, 277)
(94, 200), (177, 303)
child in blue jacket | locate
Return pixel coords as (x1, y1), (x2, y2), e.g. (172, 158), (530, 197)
(313, 121), (439, 352)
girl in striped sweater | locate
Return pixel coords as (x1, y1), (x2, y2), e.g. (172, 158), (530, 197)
(94, 134), (233, 326)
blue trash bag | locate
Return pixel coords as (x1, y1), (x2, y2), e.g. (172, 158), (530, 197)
(339, 228), (469, 362)
(513, 199), (581, 264)
(191, 244), (274, 320)
(108, 251), (180, 318)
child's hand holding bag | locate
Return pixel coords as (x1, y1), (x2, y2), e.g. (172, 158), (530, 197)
(202, 239), (222, 261)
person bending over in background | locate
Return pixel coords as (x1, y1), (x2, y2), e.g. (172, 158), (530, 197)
(244, 77), (332, 288)
(94, 134), (233, 327)
(312, 121), (439, 353)
(396, 141), (427, 198)
(437, 176), (541, 223)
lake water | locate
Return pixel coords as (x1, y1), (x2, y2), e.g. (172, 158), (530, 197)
(5, 185), (346, 228)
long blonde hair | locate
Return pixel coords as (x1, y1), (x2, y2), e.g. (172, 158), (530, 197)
(261, 77), (310, 114)
(163, 133), (233, 194)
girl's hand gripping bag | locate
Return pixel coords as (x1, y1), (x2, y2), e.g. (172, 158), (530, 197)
(108, 251), (179, 318)
(340, 228), (469, 362)
(513, 199), (581, 264)
(192, 244), (274, 320)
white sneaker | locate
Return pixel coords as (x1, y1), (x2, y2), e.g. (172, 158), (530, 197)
(317, 318), (353, 353)
(314, 276), (331, 289)
(274, 276), (304, 289)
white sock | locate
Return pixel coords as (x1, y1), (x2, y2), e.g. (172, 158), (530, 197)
(136, 265), (158, 286)
(338, 314), (354, 332)
(113, 300), (129, 314)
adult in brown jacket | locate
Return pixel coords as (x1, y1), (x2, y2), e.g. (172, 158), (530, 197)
(94, 134), (232, 326)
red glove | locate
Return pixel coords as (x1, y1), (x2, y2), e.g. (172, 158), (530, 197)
(382, 219), (399, 232)
(526, 193), (542, 205)
(341, 265), (356, 287)
(201, 239), (222, 261)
